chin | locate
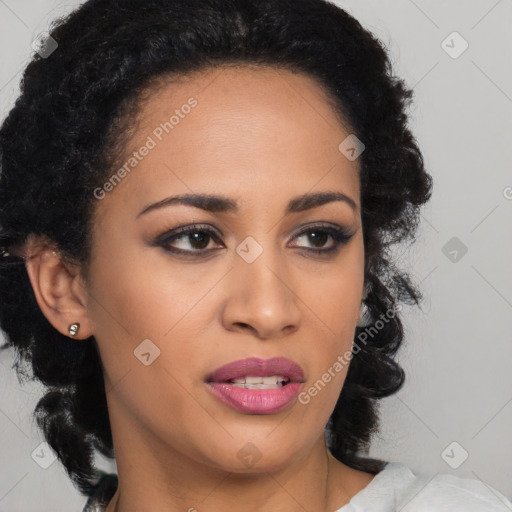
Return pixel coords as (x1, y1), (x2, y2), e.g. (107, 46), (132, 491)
(209, 433), (311, 475)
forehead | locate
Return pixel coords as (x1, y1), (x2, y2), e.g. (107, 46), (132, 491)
(94, 64), (360, 219)
(133, 63), (353, 151)
(140, 63), (348, 121)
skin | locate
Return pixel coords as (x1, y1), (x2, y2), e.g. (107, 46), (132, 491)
(25, 64), (375, 511)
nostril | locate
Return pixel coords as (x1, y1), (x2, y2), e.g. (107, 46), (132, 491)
(235, 322), (252, 330)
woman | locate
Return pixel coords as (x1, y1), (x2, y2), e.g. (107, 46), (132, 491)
(0, 0), (510, 510)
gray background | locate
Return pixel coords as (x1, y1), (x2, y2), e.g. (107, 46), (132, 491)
(1, 0), (511, 510)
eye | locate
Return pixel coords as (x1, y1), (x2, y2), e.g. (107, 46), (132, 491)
(154, 224), (224, 256)
(153, 222), (355, 258)
(289, 224), (354, 255)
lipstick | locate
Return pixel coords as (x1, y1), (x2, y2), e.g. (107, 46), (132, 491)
(206, 357), (304, 414)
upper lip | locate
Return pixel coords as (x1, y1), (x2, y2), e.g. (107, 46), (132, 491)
(207, 357), (305, 383)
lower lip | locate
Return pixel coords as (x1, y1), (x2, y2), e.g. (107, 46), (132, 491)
(207, 382), (302, 414)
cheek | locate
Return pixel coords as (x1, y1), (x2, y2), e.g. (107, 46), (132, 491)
(85, 241), (215, 390)
(301, 238), (364, 337)
(87, 245), (198, 340)
(295, 240), (364, 404)
(86, 249), (211, 449)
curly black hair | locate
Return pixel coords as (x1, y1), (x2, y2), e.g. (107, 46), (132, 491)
(0, 0), (432, 498)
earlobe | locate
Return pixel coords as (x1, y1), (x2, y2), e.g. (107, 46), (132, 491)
(23, 239), (93, 340)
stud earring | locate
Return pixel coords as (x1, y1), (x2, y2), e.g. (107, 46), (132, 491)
(68, 323), (80, 337)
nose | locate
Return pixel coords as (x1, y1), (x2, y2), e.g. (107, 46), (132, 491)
(220, 250), (301, 340)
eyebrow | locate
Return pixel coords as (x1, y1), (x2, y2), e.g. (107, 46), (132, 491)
(136, 191), (357, 218)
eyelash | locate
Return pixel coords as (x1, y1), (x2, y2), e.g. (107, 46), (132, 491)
(153, 223), (355, 258)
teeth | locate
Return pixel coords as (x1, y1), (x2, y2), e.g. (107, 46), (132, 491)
(229, 375), (290, 389)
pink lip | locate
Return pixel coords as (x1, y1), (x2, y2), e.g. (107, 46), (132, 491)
(206, 357), (304, 415)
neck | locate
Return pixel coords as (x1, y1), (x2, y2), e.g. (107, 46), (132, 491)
(104, 433), (356, 512)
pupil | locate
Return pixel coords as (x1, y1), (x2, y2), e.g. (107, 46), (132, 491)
(309, 231), (327, 247)
(190, 232), (209, 249)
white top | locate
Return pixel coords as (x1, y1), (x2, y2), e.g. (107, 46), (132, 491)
(335, 462), (512, 511)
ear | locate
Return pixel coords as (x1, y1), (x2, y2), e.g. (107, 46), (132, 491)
(23, 236), (93, 340)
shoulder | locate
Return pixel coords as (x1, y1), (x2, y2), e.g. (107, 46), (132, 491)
(397, 463), (512, 512)
(82, 472), (118, 512)
(339, 462), (512, 512)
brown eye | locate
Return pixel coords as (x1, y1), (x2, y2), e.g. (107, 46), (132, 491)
(290, 224), (354, 255)
(154, 224), (224, 256)
(298, 230), (330, 248)
(180, 231), (211, 250)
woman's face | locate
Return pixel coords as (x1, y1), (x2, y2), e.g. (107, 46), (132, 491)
(86, 65), (364, 473)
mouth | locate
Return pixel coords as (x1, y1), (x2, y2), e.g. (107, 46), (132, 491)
(206, 356), (305, 385)
(226, 375), (291, 389)
(205, 357), (305, 414)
